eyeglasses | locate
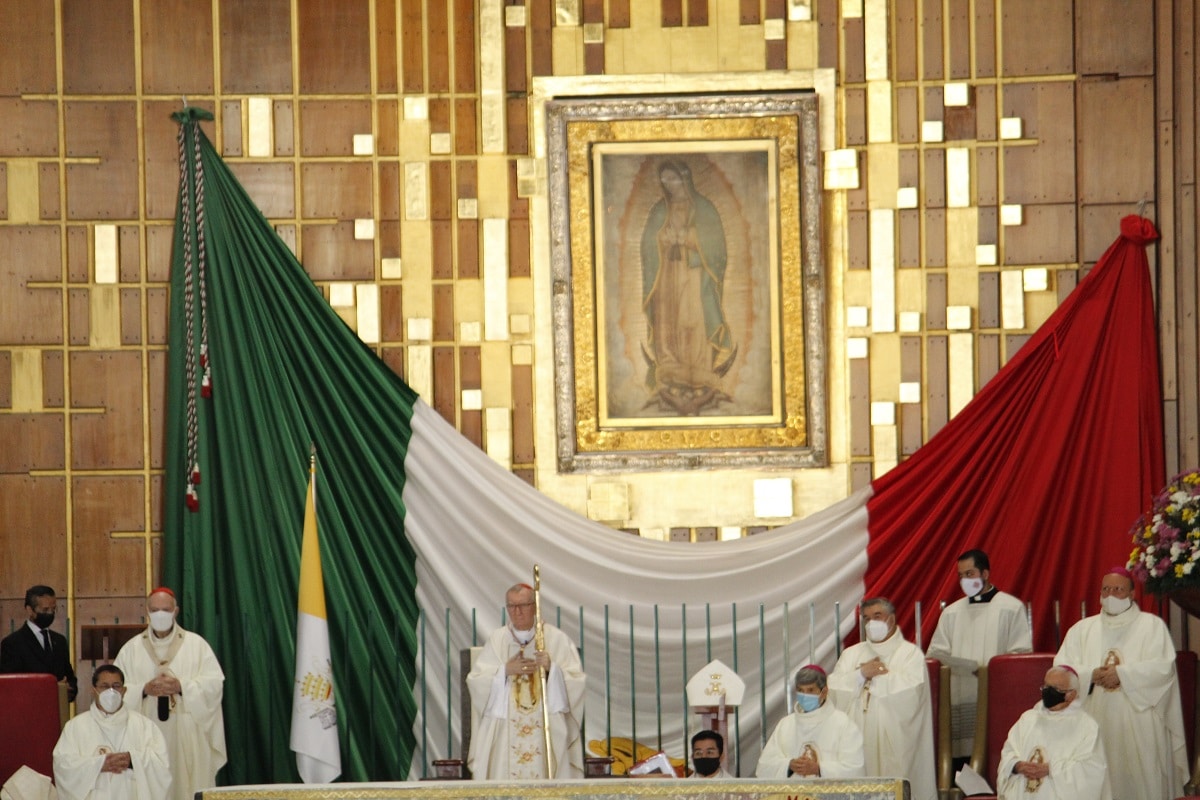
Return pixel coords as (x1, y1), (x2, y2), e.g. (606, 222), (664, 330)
(506, 602), (535, 610)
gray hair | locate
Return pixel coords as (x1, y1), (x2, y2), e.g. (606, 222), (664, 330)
(793, 666), (827, 691)
(861, 597), (895, 616)
(1048, 665), (1081, 693)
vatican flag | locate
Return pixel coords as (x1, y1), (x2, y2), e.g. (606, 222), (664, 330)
(289, 458), (342, 783)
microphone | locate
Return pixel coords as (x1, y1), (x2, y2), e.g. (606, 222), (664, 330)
(158, 695), (169, 721)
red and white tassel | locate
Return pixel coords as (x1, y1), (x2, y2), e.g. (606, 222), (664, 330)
(191, 462), (201, 485)
(201, 368), (212, 398)
(185, 482), (199, 512)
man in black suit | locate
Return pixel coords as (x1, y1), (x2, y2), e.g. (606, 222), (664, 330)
(1, 585), (78, 701)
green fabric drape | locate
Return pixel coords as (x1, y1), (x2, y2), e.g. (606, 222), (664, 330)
(163, 108), (420, 783)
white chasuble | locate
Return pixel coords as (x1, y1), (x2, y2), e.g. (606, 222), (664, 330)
(1055, 606), (1188, 800)
(756, 699), (865, 779)
(53, 706), (171, 800)
(926, 589), (1032, 756)
(113, 627), (226, 800)
(996, 699), (1110, 800)
(828, 633), (937, 800)
(466, 623), (585, 780)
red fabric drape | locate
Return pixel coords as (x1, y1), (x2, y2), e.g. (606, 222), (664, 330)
(865, 216), (1165, 652)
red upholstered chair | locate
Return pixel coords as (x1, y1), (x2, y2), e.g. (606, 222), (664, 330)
(927, 658), (952, 793)
(981, 653), (1055, 789)
(0, 673), (62, 786)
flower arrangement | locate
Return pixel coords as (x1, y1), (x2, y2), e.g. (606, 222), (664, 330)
(1128, 469), (1200, 591)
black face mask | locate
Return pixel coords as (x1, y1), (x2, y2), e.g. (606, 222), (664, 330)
(693, 757), (722, 777)
(1041, 685), (1068, 709)
(34, 611), (55, 629)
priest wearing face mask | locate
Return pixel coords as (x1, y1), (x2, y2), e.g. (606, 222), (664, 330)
(827, 597), (936, 800)
(466, 582), (586, 780)
(0, 584), (79, 702)
(53, 664), (171, 800)
(996, 665), (1111, 799)
(756, 665), (864, 779)
(1054, 568), (1188, 800)
(113, 587), (226, 800)
(926, 549), (1032, 765)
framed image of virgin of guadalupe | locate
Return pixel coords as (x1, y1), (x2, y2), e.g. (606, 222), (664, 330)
(546, 93), (826, 473)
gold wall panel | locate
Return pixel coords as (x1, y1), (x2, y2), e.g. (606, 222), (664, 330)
(6, 161), (39, 225)
(10, 351), (43, 413)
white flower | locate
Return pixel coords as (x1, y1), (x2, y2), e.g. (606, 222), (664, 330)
(1185, 562), (1196, 575)
(1172, 491), (1190, 505)
(1172, 543), (1184, 558)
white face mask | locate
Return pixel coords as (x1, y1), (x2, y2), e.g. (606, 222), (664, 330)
(1101, 595), (1133, 615)
(97, 688), (123, 713)
(960, 577), (984, 598)
(865, 619), (891, 642)
(149, 609), (176, 633)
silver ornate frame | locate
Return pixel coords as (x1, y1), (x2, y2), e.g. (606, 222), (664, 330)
(547, 92), (826, 473)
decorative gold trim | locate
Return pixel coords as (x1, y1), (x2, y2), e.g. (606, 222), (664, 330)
(201, 778), (907, 800)
(546, 93), (826, 473)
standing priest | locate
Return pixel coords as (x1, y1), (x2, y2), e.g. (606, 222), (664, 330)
(1055, 568), (1187, 800)
(466, 582), (586, 779)
(114, 587), (226, 800)
(828, 597), (936, 800)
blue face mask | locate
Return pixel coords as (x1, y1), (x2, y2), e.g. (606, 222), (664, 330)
(796, 692), (822, 713)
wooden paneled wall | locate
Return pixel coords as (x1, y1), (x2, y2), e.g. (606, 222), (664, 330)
(0, 0), (1196, 675)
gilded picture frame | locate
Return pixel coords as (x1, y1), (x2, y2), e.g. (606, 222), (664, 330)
(547, 93), (825, 472)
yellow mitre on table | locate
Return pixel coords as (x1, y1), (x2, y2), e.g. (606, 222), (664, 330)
(686, 658), (745, 706)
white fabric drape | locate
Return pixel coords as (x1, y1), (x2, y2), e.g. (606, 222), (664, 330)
(404, 401), (869, 776)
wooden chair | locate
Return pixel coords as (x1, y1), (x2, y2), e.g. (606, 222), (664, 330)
(927, 659), (952, 796)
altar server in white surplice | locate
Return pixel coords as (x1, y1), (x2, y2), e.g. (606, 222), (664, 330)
(1054, 568), (1188, 800)
(828, 597), (937, 800)
(926, 548), (1032, 761)
(996, 665), (1110, 800)
(757, 664), (864, 779)
(113, 587), (226, 800)
(466, 583), (585, 779)
(54, 664), (172, 800)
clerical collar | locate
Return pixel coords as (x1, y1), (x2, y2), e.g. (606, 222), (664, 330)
(968, 585), (999, 604)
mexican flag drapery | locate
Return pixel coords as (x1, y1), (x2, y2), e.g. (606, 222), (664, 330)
(164, 108), (1163, 784)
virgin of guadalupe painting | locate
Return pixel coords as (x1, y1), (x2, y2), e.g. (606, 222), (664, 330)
(595, 143), (780, 427)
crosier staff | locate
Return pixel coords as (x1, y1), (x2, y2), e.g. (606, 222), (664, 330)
(533, 564), (555, 778)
